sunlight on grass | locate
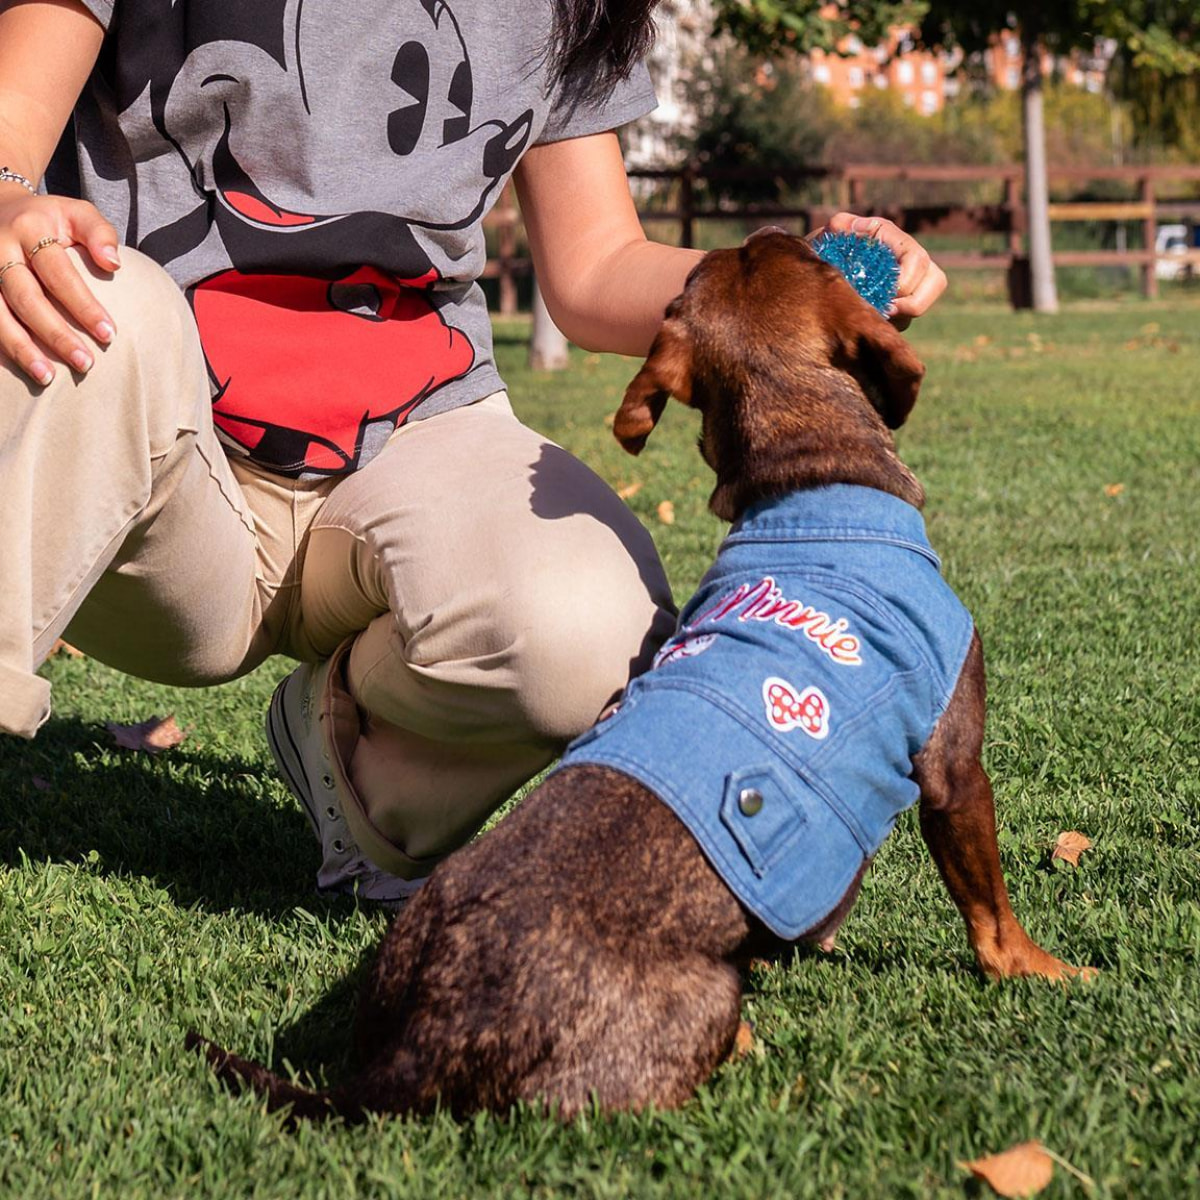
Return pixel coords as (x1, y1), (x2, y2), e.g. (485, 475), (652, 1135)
(3, 297), (1199, 1197)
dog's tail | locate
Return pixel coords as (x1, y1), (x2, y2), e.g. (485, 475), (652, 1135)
(185, 1031), (372, 1125)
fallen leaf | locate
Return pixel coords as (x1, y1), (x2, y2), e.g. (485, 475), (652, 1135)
(105, 714), (188, 754)
(51, 639), (84, 657)
(732, 1021), (755, 1058)
(960, 1141), (1054, 1197)
(656, 500), (676, 525)
(1051, 830), (1093, 867)
(1103, 483), (1125, 497)
(31, 776), (52, 792)
(617, 481), (643, 500)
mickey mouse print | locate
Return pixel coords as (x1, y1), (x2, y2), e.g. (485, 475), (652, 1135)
(55, 0), (657, 474)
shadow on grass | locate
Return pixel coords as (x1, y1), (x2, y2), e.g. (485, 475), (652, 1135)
(274, 944), (380, 1086)
(0, 715), (360, 919)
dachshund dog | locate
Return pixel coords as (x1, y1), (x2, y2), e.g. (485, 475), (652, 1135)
(189, 230), (1087, 1121)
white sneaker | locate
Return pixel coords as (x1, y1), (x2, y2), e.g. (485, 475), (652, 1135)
(266, 658), (422, 907)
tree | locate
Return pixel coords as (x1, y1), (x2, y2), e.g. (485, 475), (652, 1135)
(913, 2), (1200, 310)
(710, 1), (1200, 312)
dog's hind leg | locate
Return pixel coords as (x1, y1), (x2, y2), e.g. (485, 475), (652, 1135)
(519, 953), (745, 1117)
(913, 631), (1091, 981)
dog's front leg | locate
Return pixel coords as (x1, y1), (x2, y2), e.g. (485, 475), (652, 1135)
(913, 631), (1089, 981)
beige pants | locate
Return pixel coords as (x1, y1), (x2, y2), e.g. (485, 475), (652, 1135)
(0, 248), (675, 865)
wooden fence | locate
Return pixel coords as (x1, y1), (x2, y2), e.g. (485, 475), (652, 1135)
(483, 162), (1200, 310)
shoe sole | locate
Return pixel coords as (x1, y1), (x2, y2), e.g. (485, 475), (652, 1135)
(266, 666), (422, 907)
(265, 672), (321, 837)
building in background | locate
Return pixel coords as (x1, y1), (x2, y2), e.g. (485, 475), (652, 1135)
(626, 3), (1116, 166)
(809, 27), (947, 114)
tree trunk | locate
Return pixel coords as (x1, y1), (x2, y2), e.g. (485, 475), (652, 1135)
(529, 276), (569, 370)
(1021, 24), (1059, 313)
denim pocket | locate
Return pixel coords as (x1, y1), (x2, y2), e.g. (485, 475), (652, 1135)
(719, 763), (810, 878)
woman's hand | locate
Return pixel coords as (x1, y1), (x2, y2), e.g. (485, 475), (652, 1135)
(0, 192), (121, 385)
(820, 212), (947, 330)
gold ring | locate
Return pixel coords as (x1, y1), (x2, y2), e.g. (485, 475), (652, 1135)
(27, 235), (60, 259)
(0, 259), (25, 286)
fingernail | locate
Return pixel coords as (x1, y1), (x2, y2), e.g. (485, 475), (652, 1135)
(101, 246), (120, 268)
(30, 360), (53, 386)
(95, 320), (115, 344)
(70, 349), (93, 373)
(852, 217), (883, 236)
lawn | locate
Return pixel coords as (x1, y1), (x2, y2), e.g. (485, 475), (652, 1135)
(2, 294), (1199, 1198)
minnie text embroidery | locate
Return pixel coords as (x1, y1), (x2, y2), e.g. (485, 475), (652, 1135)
(694, 576), (863, 666)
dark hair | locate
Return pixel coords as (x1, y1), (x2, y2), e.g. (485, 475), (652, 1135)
(548, 0), (659, 100)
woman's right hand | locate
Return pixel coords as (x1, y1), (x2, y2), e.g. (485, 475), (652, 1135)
(0, 191), (122, 386)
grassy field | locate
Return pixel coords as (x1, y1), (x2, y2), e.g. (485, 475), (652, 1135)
(3, 294), (1199, 1198)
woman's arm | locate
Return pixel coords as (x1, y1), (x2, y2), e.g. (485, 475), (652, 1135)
(514, 132), (947, 357)
(514, 131), (702, 358)
(0, 0), (116, 384)
(0, 0), (105, 183)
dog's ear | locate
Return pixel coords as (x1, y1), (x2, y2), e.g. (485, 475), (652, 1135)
(836, 306), (926, 430)
(613, 313), (693, 455)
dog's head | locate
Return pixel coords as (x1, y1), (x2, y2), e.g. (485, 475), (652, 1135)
(613, 229), (927, 520)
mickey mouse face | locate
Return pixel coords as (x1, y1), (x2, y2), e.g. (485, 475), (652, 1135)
(386, 33), (473, 155)
(156, 0), (533, 240)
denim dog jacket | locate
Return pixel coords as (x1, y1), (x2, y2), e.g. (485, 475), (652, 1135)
(557, 484), (975, 939)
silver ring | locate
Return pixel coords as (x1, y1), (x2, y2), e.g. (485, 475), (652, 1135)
(27, 235), (61, 259)
(0, 259), (26, 286)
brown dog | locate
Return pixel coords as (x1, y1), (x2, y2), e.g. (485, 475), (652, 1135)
(189, 230), (1086, 1121)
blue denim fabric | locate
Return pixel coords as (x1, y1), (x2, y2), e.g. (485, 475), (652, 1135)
(557, 484), (975, 939)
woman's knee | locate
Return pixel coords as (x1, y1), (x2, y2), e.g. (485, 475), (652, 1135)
(69, 244), (193, 335)
(487, 561), (676, 742)
(346, 541), (676, 747)
(64, 245), (209, 446)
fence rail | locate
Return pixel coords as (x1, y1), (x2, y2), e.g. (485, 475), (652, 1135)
(483, 162), (1200, 310)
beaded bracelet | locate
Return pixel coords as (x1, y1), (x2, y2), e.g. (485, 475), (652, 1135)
(0, 167), (37, 194)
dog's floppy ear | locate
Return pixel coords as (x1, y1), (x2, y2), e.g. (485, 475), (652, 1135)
(837, 307), (926, 430)
(613, 313), (694, 455)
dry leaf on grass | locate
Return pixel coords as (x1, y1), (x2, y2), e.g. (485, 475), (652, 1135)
(1051, 830), (1093, 867)
(616, 481), (643, 500)
(105, 714), (188, 754)
(1103, 483), (1125, 497)
(656, 500), (676, 525)
(51, 639), (84, 657)
(960, 1141), (1054, 1197)
(732, 1021), (755, 1058)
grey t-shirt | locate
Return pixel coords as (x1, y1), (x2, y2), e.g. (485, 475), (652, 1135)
(56, 1), (657, 476)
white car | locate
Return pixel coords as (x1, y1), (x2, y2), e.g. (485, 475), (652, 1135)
(1155, 224), (1193, 281)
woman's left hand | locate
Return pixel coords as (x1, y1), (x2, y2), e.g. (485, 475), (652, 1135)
(822, 212), (947, 330)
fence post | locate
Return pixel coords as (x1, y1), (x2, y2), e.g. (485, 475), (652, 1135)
(680, 164), (695, 249)
(1005, 173), (1030, 309)
(1141, 174), (1159, 301)
(849, 170), (866, 212)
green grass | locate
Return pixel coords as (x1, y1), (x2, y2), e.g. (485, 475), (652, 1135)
(4, 297), (1200, 1198)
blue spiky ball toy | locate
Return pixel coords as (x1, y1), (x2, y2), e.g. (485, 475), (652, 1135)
(810, 230), (900, 315)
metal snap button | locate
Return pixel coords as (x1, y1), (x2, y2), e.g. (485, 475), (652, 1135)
(738, 787), (764, 817)
(325, 805), (338, 821)
(321, 773), (335, 790)
(332, 839), (346, 854)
